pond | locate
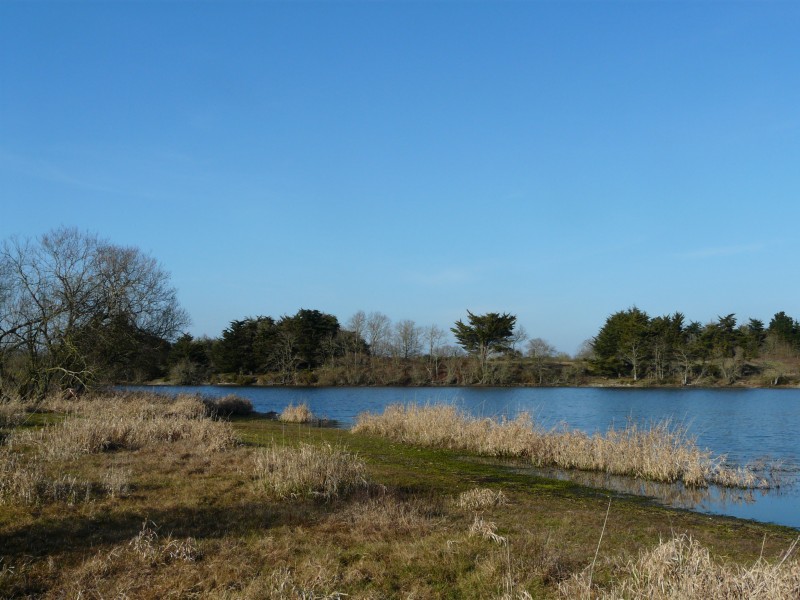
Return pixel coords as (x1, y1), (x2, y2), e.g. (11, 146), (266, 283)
(121, 385), (800, 529)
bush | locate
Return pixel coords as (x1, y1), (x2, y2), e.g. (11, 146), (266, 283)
(203, 394), (253, 417)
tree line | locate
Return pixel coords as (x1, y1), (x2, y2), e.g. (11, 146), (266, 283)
(591, 307), (800, 385)
(166, 309), (566, 387)
(3, 229), (799, 399)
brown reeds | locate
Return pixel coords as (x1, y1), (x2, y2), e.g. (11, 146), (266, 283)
(253, 442), (368, 501)
(559, 534), (800, 599)
(352, 403), (763, 488)
(457, 487), (509, 511)
(279, 402), (314, 423)
(20, 392), (237, 459)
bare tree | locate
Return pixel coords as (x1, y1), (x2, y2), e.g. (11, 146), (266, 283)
(0, 228), (188, 398)
(527, 337), (556, 385)
(422, 324), (445, 383)
(393, 319), (422, 360)
(365, 311), (392, 357)
(509, 325), (529, 355)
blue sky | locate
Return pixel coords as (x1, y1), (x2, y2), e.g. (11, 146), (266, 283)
(2, 2), (799, 354)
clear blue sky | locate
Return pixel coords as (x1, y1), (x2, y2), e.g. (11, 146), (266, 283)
(2, 1), (799, 354)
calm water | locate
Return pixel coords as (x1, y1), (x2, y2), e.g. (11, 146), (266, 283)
(122, 385), (800, 529)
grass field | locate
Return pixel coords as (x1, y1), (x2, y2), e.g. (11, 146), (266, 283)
(0, 392), (798, 598)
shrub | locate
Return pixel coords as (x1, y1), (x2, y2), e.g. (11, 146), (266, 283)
(203, 394), (254, 417)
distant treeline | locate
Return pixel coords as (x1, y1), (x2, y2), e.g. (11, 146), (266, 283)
(162, 307), (800, 388)
(5, 228), (798, 400)
(165, 309), (575, 387)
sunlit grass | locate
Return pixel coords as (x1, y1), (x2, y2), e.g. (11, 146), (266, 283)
(352, 403), (765, 488)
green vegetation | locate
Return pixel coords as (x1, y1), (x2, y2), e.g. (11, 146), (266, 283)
(591, 307), (800, 386)
(1, 392), (798, 598)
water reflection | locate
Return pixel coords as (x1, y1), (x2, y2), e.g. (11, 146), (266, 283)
(518, 462), (799, 524)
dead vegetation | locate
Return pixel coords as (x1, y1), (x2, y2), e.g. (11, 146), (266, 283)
(279, 401), (315, 423)
(352, 403), (766, 488)
(559, 534), (800, 599)
(253, 442), (369, 501)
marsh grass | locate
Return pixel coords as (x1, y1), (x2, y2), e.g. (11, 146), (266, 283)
(253, 442), (368, 501)
(20, 392), (237, 459)
(279, 402), (314, 423)
(353, 403), (763, 488)
(559, 534), (800, 599)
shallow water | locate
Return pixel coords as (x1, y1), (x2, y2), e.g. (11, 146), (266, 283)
(121, 385), (800, 529)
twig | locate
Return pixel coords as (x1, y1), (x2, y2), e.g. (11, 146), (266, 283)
(587, 497), (612, 599)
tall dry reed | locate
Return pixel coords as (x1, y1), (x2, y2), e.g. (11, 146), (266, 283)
(279, 402), (314, 423)
(352, 403), (762, 488)
(22, 392), (237, 459)
(559, 534), (800, 599)
(253, 442), (368, 501)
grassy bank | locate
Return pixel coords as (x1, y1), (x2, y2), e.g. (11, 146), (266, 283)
(1, 393), (798, 598)
(352, 403), (768, 488)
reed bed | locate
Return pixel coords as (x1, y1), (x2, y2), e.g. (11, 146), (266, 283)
(352, 403), (762, 488)
(279, 402), (314, 423)
(559, 534), (800, 599)
(253, 442), (368, 501)
(20, 393), (237, 459)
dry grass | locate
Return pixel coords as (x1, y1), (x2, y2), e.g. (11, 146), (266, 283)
(559, 534), (800, 599)
(17, 392), (237, 460)
(353, 403), (763, 488)
(0, 400), (27, 429)
(469, 515), (508, 545)
(253, 442), (368, 501)
(457, 487), (509, 511)
(279, 402), (314, 423)
(128, 521), (201, 565)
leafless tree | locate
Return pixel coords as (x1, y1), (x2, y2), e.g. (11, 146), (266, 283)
(509, 325), (529, 354)
(393, 319), (422, 360)
(365, 311), (392, 357)
(527, 337), (556, 385)
(422, 324), (446, 382)
(0, 228), (188, 398)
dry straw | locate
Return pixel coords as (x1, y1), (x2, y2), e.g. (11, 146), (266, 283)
(352, 403), (764, 488)
(559, 533), (800, 599)
(457, 487), (509, 511)
(279, 402), (314, 423)
(23, 392), (237, 460)
(253, 442), (368, 501)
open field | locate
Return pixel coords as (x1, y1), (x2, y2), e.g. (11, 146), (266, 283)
(1, 392), (798, 598)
